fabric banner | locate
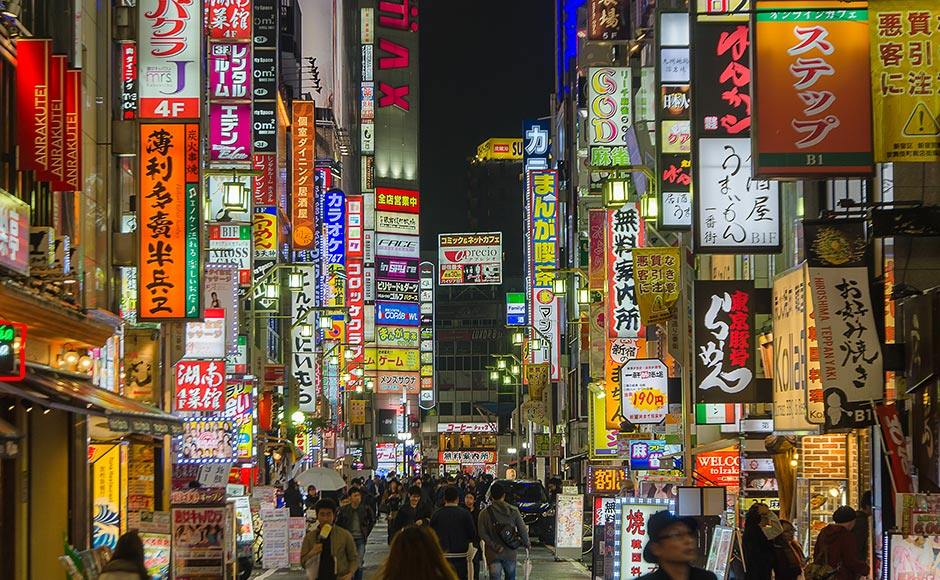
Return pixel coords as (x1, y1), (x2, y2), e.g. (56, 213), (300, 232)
(694, 280), (757, 403)
(807, 267), (881, 428)
(632, 247), (680, 325)
(875, 403), (914, 493)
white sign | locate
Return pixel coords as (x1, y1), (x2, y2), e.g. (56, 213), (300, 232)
(620, 359), (669, 424)
(808, 266), (882, 428)
(696, 139), (780, 252)
(771, 265), (818, 431)
(208, 224), (252, 285)
(661, 192), (692, 229)
(261, 507), (289, 569)
(375, 232), (420, 259)
(376, 211), (419, 235)
(554, 494), (585, 549)
(438, 232), (503, 286)
(588, 67), (631, 146)
(291, 266), (318, 412)
(436, 422), (497, 433)
(184, 310), (226, 359)
(138, 0), (201, 118)
(616, 499), (673, 577)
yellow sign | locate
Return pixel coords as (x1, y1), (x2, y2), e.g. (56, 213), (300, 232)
(476, 138), (523, 161)
(365, 347), (420, 372)
(349, 399), (366, 425)
(525, 363), (550, 402)
(870, 1), (940, 161)
(91, 444), (125, 549)
(632, 247), (681, 325)
(589, 390), (619, 459)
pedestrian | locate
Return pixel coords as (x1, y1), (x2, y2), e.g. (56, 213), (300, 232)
(336, 486), (376, 580)
(431, 486), (478, 580)
(852, 490), (872, 567)
(99, 531), (148, 580)
(634, 510), (717, 580)
(301, 498), (360, 580)
(810, 506), (869, 580)
(390, 485), (432, 540)
(306, 485), (321, 511)
(374, 525), (458, 580)
(771, 520), (805, 580)
(742, 503), (776, 580)
(463, 491), (482, 580)
(477, 482), (530, 580)
(285, 479), (306, 517)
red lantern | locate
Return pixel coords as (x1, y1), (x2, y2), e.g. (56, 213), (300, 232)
(258, 391), (273, 432)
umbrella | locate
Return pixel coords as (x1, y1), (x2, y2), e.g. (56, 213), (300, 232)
(295, 466), (346, 491)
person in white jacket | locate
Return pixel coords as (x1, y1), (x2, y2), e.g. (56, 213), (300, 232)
(99, 531), (148, 580)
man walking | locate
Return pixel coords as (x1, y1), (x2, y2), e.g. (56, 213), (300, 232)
(336, 487), (375, 580)
(634, 510), (717, 579)
(478, 482), (530, 580)
(300, 498), (359, 580)
(431, 486), (478, 580)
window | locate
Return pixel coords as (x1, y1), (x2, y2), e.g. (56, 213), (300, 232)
(459, 402), (472, 416)
(439, 402), (453, 416)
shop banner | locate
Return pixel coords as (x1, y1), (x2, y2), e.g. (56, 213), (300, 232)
(376, 232), (420, 259)
(376, 371), (419, 394)
(632, 247), (680, 325)
(875, 403), (914, 493)
(177, 419), (238, 463)
(207, 224), (252, 286)
(614, 498), (674, 578)
(376, 301), (420, 326)
(175, 360), (226, 412)
(377, 256), (419, 282)
(593, 496), (618, 579)
(870, 1), (940, 162)
(657, 10), (692, 230)
(620, 358), (668, 424)
(772, 265), (819, 430)
(291, 266), (318, 412)
(253, 153), (276, 205)
(291, 101), (316, 251)
(605, 338), (645, 429)
(172, 507), (225, 577)
(754, 2), (873, 176)
(694, 280), (757, 403)
(349, 399), (366, 425)
(694, 450), (741, 491)
(588, 0), (628, 40)
(252, 206), (278, 259)
(607, 203), (644, 338)
(506, 292), (527, 326)
(376, 280), (419, 303)
(204, 264), (240, 354)
(59, 69), (82, 191)
(371, 347), (420, 372)
(119, 42), (137, 119)
(42, 55), (64, 186)
(138, 124), (201, 320)
(588, 67), (632, 147)
(123, 328), (160, 404)
(529, 170), (561, 380)
(628, 440), (671, 470)
(16, 39), (51, 173)
(139, 0), (201, 118)
(207, 0), (252, 40)
(223, 381), (254, 461)
(438, 232), (502, 286)
(902, 291), (936, 393)
(807, 267), (881, 428)
(209, 102), (252, 161)
(375, 187), (420, 213)
(586, 465), (629, 495)
(439, 450), (497, 464)
(209, 42), (251, 101)
(91, 444), (122, 550)
(589, 209), (607, 290)
(692, 20), (751, 139)
(347, 195), (365, 377)
(437, 422), (497, 433)
(375, 211), (419, 235)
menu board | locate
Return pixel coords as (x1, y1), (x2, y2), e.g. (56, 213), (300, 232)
(261, 507), (289, 569)
(554, 494), (584, 549)
(705, 526), (735, 580)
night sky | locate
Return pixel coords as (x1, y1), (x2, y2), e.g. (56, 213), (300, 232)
(419, 1), (555, 252)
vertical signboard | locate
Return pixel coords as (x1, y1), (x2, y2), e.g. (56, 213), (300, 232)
(771, 265), (817, 431)
(588, 67), (632, 159)
(138, 124), (201, 320)
(657, 10), (692, 229)
(529, 169), (560, 381)
(207, 0), (252, 40)
(209, 103), (252, 161)
(15, 39), (51, 173)
(346, 195), (365, 390)
(607, 203), (644, 338)
(870, 0), (940, 162)
(754, 2), (873, 176)
(138, 0), (201, 118)
(291, 266), (318, 412)
(588, 0), (628, 40)
(291, 101), (316, 252)
(694, 280), (756, 403)
(119, 42), (138, 120)
(419, 261), (435, 408)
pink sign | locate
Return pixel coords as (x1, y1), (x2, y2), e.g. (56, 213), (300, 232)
(210, 103), (252, 161)
(209, 43), (251, 100)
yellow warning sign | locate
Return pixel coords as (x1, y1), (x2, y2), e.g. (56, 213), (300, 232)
(903, 103), (940, 137)
(870, 0), (940, 162)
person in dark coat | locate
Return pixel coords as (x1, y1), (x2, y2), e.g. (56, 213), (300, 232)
(284, 479), (305, 517)
(852, 491), (872, 567)
(742, 503), (775, 580)
(771, 520), (805, 580)
(634, 511), (717, 580)
(431, 486), (478, 580)
(813, 506), (869, 580)
(463, 491), (482, 579)
(390, 485), (431, 542)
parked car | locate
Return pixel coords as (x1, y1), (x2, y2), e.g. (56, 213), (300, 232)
(485, 479), (555, 544)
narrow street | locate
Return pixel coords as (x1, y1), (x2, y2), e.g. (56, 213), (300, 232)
(253, 522), (590, 579)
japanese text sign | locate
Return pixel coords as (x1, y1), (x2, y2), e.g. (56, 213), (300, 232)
(632, 247), (680, 325)
(807, 266), (882, 428)
(138, 0), (201, 118)
(175, 360), (226, 411)
(754, 2), (873, 176)
(0, 189), (30, 276)
(605, 338), (645, 429)
(209, 42), (252, 100)
(614, 499), (672, 578)
(208, 0), (252, 40)
(694, 450), (741, 490)
(620, 358), (669, 424)
(138, 124), (201, 320)
(869, 0), (940, 162)
(694, 280), (757, 403)
(589, 0), (628, 40)
(210, 103), (251, 161)
(586, 465), (629, 495)
(375, 187), (420, 213)
(588, 67), (632, 146)
(291, 101), (316, 251)
(529, 170), (561, 380)
(607, 203), (644, 338)
(658, 10), (692, 230)
(876, 403), (914, 493)
(628, 440), (669, 470)
(291, 266), (318, 412)
(438, 232), (502, 286)
(693, 21), (752, 139)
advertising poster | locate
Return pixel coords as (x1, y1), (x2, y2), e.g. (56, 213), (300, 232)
(90, 443), (123, 550)
(870, 1), (940, 162)
(694, 450), (741, 491)
(172, 507), (226, 577)
(207, 224), (252, 285)
(261, 507), (289, 569)
(140, 532), (171, 580)
(555, 494), (584, 550)
(620, 358), (669, 424)
(288, 517), (305, 565)
(203, 265), (239, 353)
(177, 419), (238, 463)
(138, 124), (201, 320)
(632, 247), (681, 325)
(772, 265), (818, 430)
(233, 496), (254, 543)
(224, 380), (254, 461)
(807, 267), (881, 428)
(183, 309), (227, 360)
(607, 203), (644, 338)
(138, 0), (201, 118)
(528, 170), (561, 380)
(705, 526), (735, 580)
(593, 496), (618, 579)
(754, 2), (873, 176)
(694, 280), (757, 403)
(614, 498), (674, 578)
(438, 232), (502, 285)
(888, 534), (940, 579)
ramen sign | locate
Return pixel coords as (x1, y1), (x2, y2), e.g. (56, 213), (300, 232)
(438, 232), (502, 286)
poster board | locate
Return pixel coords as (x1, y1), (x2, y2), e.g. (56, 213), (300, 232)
(554, 494), (584, 557)
(705, 525), (735, 580)
(171, 507), (226, 578)
(613, 497), (674, 579)
(888, 534), (940, 579)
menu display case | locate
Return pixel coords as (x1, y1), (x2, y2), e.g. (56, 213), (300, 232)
(795, 478), (848, 553)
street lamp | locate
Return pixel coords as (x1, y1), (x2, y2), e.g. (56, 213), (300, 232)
(641, 193), (659, 221)
(288, 270), (304, 291)
(344, 347), (354, 360)
(291, 410), (305, 425)
(222, 179), (247, 211)
(603, 178), (630, 207)
(320, 316), (333, 330)
(490, 370), (500, 381)
(507, 447), (518, 455)
(502, 375), (511, 386)
(577, 287), (591, 306)
(512, 331), (525, 346)
(497, 359), (507, 370)
(552, 276), (567, 295)
(530, 338), (543, 351)
(299, 323), (314, 338)
(264, 283), (279, 299)
(510, 364), (520, 376)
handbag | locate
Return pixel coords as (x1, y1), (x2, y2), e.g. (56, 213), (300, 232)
(804, 538), (839, 580)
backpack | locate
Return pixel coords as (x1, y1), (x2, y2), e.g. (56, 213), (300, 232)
(804, 536), (839, 580)
(494, 519), (523, 550)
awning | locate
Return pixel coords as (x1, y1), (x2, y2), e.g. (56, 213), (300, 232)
(0, 365), (182, 436)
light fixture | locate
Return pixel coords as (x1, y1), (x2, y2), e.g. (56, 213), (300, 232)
(222, 179), (247, 210)
(502, 375), (511, 385)
(512, 332), (524, 346)
(553, 276), (567, 295)
(489, 370), (500, 381)
(497, 359), (507, 370)
(2, 0), (21, 18)
(577, 288), (591, 306)
(507, 447), (518, 454)
(351, 368), (363, 377)
(365, 379), (374, 391)
(596, 389), (606, 399)
(64, 350), (79, 366)
(341, 372), (351, 382)
(299, 324), (313, 338)
(288, 270), (304, 291)
(264, 284), (278, 299)
(640, 194), (659, 221)
(78, 355), (93, 371)
(530, 338), (543, 351)
(42, 408), (50, 415)
(320, 316), (332, 330)
(510, 364), (520, 376)
(522, 441), (529, 449)
(603, 178), (630, 207)
(828, 487), (840, 498)
(291, 410), (306, 424)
